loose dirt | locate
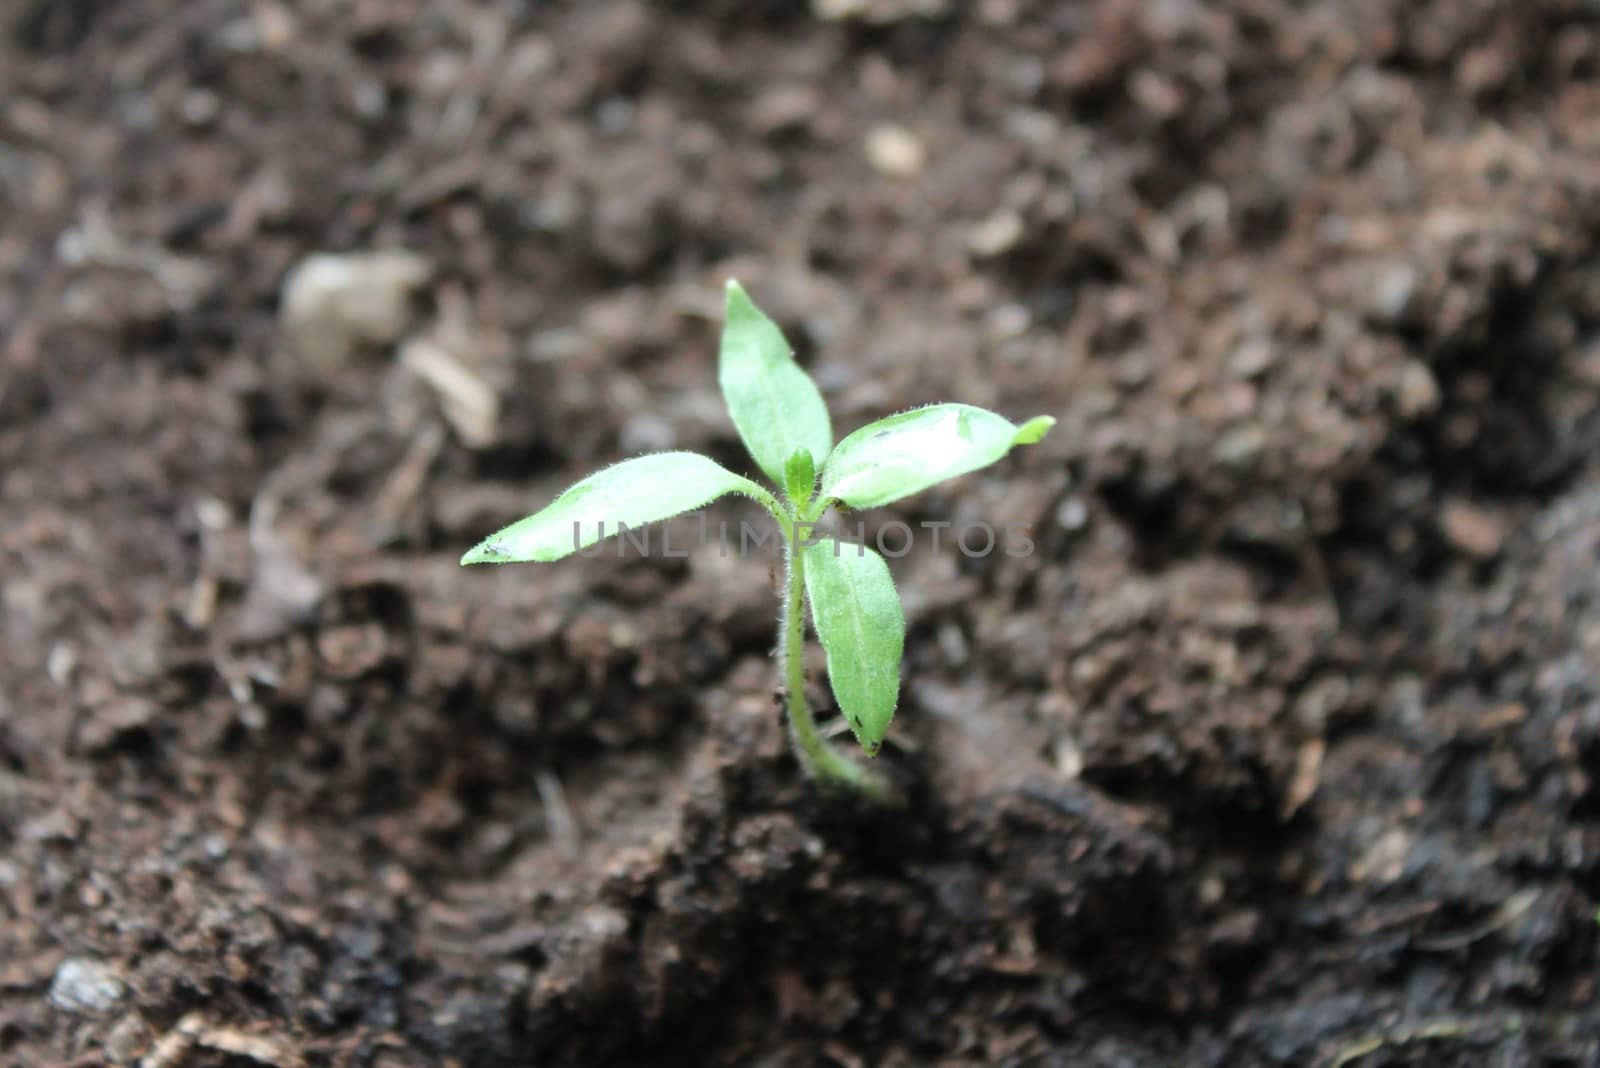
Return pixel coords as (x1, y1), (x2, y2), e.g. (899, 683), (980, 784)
(3, 2), (1599, 1065)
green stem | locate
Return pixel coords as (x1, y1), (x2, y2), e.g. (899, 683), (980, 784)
(776, 508), (894, 802)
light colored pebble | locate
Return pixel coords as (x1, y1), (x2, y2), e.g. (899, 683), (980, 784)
(865, 123), (926, 177)
(968, 210), (1024, 257)
(50, 958), (126, 1014)
(280, 250), (432, 369)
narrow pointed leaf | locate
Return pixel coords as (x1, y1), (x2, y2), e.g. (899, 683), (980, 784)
(461, 452), (763, 564)
(719, 280), (833, 486)
(802, 541), (904, 756)
(819, 404), (1055, 510)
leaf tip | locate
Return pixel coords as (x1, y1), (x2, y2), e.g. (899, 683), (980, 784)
(724, 277), (755, 316)
(460, 539), (509, 566)
(845, 712), (888, 758)
(1013, 415), (1056, 446)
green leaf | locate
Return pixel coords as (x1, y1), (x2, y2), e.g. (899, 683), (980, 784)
(783, 447), (816, 505)
(719, 280), (833, 486)
(802, 541), (904, 756)
(461, 452), (763, 564)
(819, 404), (1055, 510)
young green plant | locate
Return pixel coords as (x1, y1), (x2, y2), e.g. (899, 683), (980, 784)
(461, 282), (1054, 800)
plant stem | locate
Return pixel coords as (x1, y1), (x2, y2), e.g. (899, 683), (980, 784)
(777, 510), (894, 802)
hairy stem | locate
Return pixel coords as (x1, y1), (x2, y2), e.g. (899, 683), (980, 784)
(776, 509), (893, 802)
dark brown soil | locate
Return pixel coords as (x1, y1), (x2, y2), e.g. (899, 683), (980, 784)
(5, 2), (1600, 1065)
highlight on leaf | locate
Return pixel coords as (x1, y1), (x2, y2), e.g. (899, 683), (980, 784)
(819, 404), (1055, 510)
(461, 452), (764, 564)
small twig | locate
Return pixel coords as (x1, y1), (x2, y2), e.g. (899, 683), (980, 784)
(141, 1013), (305, 1068)
(821, 716), (852, 738)
(1416, 887), (1540, 952)
(368, 420), (447, 541)
(1323, 1018), (1476, 1068)
(535, 768), (581, 859)
(400, 337), (500, 448)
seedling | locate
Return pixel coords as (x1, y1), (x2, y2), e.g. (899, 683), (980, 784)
(462, 282), (1053, 800)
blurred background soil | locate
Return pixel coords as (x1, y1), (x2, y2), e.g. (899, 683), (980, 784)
(3, 1), (1600, 1065)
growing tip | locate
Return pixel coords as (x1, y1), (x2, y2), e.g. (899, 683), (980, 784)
(1013, 415), (1056, 446)
(459, 539), (502, 566)
(724, 277), (756, 315)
